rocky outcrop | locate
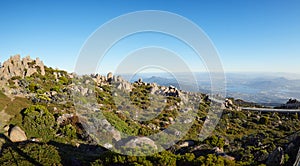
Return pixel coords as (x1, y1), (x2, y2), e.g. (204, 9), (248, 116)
(92, 74), (107, 86)
(224, 98), (237, 110)
(278, 98), (300, 109)
(0, 55), (45, 81)
(165, 85), (179, 97)
(9, 126), (27, 142)
(91, 73), (133, 92)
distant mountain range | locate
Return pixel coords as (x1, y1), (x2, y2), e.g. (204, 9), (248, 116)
(121, 72), (300, 105)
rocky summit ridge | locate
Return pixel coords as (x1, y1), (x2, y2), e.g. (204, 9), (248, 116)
(0, 54), (45, 81)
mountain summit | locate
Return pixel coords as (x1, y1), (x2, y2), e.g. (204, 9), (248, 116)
(0, 54), (45, 81)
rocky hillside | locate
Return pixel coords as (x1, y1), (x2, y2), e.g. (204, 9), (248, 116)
(0, 55), (300, 166)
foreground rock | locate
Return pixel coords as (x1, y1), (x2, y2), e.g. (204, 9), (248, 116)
(9, 126), (27, 142)
(266, 147), (284, 166)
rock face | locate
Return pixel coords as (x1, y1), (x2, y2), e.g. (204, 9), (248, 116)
(9, 126), (27, 142)
(266, 147), (284, 166)
(0, 55), (45, 80)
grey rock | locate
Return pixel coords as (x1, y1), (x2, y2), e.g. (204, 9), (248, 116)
(124, 137), (157, 150)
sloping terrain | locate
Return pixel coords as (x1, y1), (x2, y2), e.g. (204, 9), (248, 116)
(0, 55), (300, 165)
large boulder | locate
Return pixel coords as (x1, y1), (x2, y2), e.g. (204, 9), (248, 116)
(99, 119), (121, 141)
(9, 126), (27, 142)
(124, 137), (157, 150)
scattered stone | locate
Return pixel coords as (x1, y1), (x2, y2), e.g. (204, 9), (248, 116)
(179, 140), (195, 148)
(103, 143), (113, 149)
(212, 147), (224, 153)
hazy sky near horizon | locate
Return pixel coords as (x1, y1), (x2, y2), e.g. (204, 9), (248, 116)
(0, 0), (299, 74)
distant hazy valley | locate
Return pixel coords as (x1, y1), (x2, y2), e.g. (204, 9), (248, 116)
(124, 72), (300, 105)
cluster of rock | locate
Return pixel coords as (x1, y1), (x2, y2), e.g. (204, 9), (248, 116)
(91, 72), (184, 99)
(277, 98), (300, 109)
(0, 54), (45, 81)
(177, 140), (235, 161)
(224, 98), (238, 110)
(91, 72), (132, 92)
(135, 78), (182, 98)
(161, 85), (180, 97)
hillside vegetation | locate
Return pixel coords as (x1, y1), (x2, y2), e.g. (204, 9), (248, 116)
(0, 55), (300, 166)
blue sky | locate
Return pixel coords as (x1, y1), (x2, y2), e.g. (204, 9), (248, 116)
(0, 0), (299, 74)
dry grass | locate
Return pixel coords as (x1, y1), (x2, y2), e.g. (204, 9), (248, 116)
(0, 91), (31, 129)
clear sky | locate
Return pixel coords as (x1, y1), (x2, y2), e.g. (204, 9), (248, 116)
(0, 0), (299, 74)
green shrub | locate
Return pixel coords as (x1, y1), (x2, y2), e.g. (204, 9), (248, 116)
(28, 82), (39, 92)
(59, 76), (69, 85)
(259, 116), (269, 125)
(22, 105), (56, 142)
(51, 85), (61, 92)
(60, 124), (77, 139)
(205, 135), (225, 148)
